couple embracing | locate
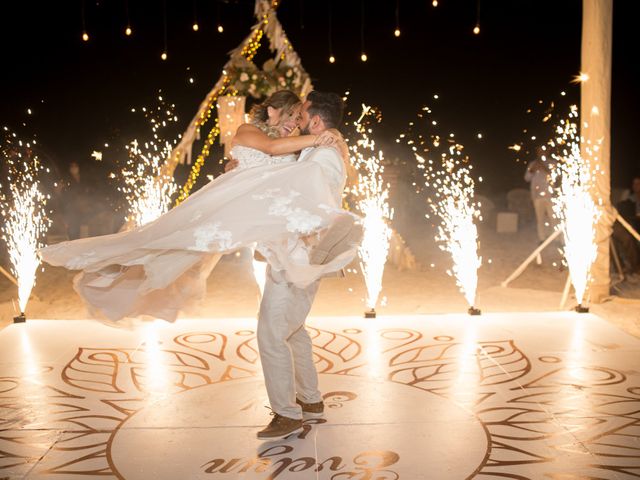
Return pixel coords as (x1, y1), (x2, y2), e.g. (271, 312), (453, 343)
(40, 90), (363, 438)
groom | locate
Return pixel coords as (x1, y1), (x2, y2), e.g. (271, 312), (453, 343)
(228, 91), (360, 438)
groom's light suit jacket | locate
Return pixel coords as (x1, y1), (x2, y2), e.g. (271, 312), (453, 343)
(298, 145), (348, 279)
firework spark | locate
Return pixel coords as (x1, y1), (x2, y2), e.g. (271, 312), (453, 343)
(549, 105), (600, 306)
(116, 94), (179, 228)
(398, 105), (482, 310)
(349, 105), (393, 313)
(0, 129), (51, 314)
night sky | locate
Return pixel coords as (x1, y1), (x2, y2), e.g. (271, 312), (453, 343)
(1, 0), (637, 196)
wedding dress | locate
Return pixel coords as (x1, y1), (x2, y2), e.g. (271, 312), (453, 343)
(40, 145), (357, 323)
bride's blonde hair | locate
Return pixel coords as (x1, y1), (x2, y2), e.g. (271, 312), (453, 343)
(249, 90), (301, 135)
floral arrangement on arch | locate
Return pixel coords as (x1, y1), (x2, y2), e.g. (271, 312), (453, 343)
(227, 56), (306, 99)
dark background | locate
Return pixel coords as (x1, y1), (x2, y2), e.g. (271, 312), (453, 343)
(0, 0), (637, 197)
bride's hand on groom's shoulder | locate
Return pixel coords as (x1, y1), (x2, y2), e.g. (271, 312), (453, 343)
(314, 130), (342, 147)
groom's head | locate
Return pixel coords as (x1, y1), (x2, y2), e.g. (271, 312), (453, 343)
(299, 91), (344, 135)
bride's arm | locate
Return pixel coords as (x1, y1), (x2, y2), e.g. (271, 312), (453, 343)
(232, 124), (336, 156)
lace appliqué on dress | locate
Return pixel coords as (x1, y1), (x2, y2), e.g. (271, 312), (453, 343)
(193, 222), (239, 251)
(252, 188), (322, 235)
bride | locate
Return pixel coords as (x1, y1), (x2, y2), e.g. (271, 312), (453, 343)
(40, 90), (359, 323)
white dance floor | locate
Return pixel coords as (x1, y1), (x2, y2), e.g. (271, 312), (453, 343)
(1, 312), (639, 479)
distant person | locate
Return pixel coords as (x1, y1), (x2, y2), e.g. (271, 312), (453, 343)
(524, 147), (554, 242)
(613, 175), (640, 275)
(59, 161), (92, 240)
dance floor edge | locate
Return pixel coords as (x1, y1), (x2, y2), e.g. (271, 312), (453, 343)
(1, 312), (639, 479)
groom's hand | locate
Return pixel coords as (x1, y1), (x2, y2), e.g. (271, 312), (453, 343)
(224, 158), (239, 172)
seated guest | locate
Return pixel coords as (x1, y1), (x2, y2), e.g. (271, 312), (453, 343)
(613, 175), (640, 275)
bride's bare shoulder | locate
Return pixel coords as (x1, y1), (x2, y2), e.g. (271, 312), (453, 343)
(232, 123), (265, 148)
(236, 123), (261, 134)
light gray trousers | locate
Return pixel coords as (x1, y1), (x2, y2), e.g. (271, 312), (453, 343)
(257, 265), (322, 419)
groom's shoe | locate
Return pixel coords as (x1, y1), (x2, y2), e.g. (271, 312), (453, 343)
(257, 413), (303, 439)
(296, 398), (325, 417)
(309, 215), (363, 265)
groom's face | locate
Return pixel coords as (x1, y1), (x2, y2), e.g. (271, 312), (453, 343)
(299, 100), (312, 134)
(300, 100), (325, 135)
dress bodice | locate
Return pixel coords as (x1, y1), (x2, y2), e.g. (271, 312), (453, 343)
(230, 145), (297, 170)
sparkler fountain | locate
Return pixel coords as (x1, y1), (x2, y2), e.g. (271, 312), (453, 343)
(0, 129), (51, 322)
(349, 106), (393, 318)
(116, 94), (179, 229)
(399, 105), (483, 315)
(549, 106), (600, 312)
(425, 155), (483, 315)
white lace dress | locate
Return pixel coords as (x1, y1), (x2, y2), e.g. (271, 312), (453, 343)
(40, 145), (357, 323)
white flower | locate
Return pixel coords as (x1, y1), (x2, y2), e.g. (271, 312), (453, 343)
(286, 69), (293, 78)
(240, 72), (249, 82)
(251, 74), (258, 80)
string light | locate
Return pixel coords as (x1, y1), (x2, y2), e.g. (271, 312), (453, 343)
(81, 0), (89, 42)
(473, 0), (481, 35)
(328, 0), (335, 64)
(360, 0), (367, 62)
(394, 0), (401, 37)
(124, 0), (132, 36)
(192, 0), (199, 31)
(216, 0), (224, 33)
(161, 0), (168, 62)
(432, 0), (438, 6)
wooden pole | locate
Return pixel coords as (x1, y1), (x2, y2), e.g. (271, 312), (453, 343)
(501, 229), (561, 287)
(581, 0), (614, 303)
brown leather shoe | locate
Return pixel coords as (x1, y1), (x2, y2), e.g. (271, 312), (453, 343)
(309, 215), (363, 265)
(257, 413), (303, 439)
(296, 398), (325, 417)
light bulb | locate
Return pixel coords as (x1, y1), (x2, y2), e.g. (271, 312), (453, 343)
(125, 26), (132, 36)
(394, 28), (401, 37)
(217, 25), (224, 33)
(432, 0), (438, 6)
(329, 55), (335, 63)
(161, 52), (168, 61)
(82, 32), (89, 42)
(361, 53), (368, 62)
(192, 23), (199, 31)
(473, 25), (480, 34)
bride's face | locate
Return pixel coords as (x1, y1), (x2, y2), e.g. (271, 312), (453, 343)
(276, 104), (302, 137)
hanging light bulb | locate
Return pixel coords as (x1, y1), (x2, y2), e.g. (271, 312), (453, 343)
(82, 31), (89, 42)
(217, 24), (224, 33)
(192, 22), (199, 31)
(125, 25), (132, 36)
(329, 55), (335, 63)
(361, 53), (368, 62)
(161, 51), (168, 61)
(394, 28), (401, 37)
(473, 24), (480, 34)
(432, 0), (438, 6)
